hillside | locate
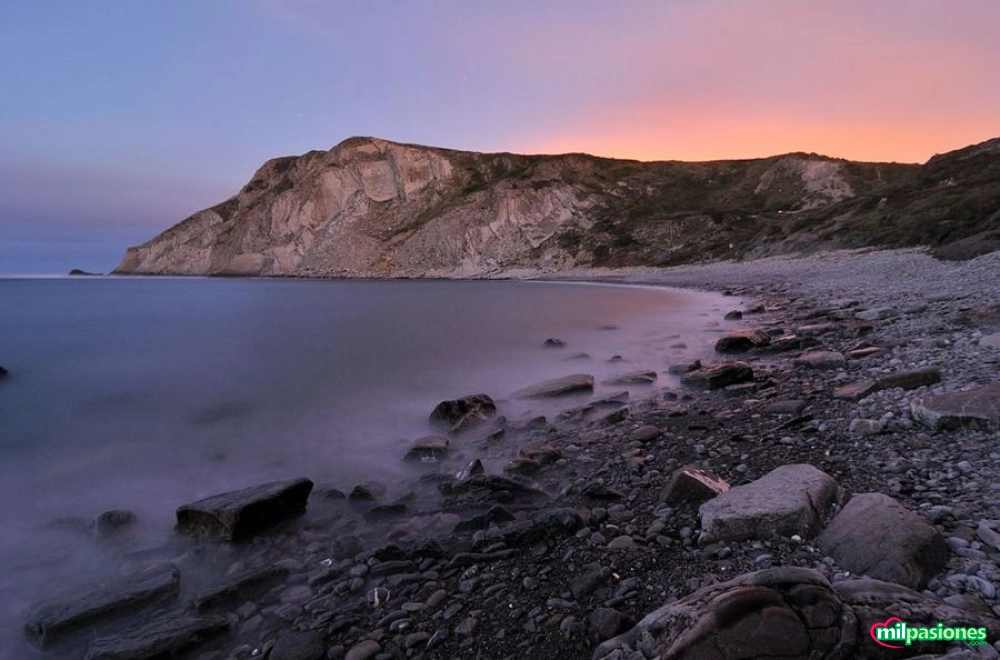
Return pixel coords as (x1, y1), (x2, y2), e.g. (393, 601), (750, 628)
(113, 136), (1000, 277)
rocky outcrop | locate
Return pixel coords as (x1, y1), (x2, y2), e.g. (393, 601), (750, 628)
(116, 135), (988, 278)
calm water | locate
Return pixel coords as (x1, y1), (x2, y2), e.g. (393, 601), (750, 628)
(0, 277), (729, 654)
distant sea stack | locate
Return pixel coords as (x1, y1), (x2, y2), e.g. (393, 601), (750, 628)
(113, 136), (1000, 278)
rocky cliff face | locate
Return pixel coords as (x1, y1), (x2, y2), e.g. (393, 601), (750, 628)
(114, 136), (1000, 277)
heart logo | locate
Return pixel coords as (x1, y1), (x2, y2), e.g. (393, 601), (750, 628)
(870, 617), (905, 648)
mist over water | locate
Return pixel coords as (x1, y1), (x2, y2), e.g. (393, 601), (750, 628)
(0, 277), (729, 653)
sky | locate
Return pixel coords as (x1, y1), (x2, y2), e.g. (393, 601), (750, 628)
(2, 0), (999, 274)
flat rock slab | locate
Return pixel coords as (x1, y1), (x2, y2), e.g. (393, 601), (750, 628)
(176, 478), (313, 541)
(474, 508), (582, 549)
(84, 614), (229, 660)
(911, 384), (1000, 431)
(699, 464), (837, 543)
(511, 374), (594, 398)
(818, 493), (947, 590)
(25, 563), (180, 649)
(428, 393), (496, 434)
(875, 367), (941, 391)
(594, 567), (1000, 660)
(680, 361), (753, 390)
(794, 350), (846, 369)
(714, 329), (770, 354)
(193, 565), (289, 612)
(603, 370), (657, 385)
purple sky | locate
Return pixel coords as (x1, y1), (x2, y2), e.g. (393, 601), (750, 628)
(2, 0), (998, 274)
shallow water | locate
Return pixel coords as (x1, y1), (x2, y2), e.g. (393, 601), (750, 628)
(0, 276), (729, 654)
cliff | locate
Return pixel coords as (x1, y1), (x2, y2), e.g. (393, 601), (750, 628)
(114, 136), (1000, 277)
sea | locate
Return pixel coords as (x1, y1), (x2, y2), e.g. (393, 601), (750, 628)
(0, 276), (730, 655)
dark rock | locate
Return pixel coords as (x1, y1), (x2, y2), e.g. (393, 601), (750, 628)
(660, 466), (729, 504)
(344, 639), (381, 660)
(25, 563), (180, 649)
(429, 393), (497, 434)
(589, 607), (632, 642)
(714, 329), (770, 354)
(571, 563), (610, 599)
(0, 364), (7, 378)
(511, 374), (595, 398)
(194, 565), (289, 611)
(476, 508), (583, 548)
(270, 629), (326, 660)
(453, 504), (516, 533)
(348, 484), (381, 502)
(543, 338), (566, 347)
(403, 435), (450, 462)
(911, 383), (1000, 430)
(699, 464), (837, 543)
(832, 380), (879, 401)
(848, 346), (886, 359)
(175, 478), (313, 541)
(818, 493), (948, 589)
(628, 425), (661, 443)
(603, 370), (657, 385)
(760, 400), (807, 415)
(455, 458), (485, 480)
(581, 483), (625, 501)
(667, 359), (701, 375)
(723, 310), (743, 320)
(68, 268), (98, 276)
(93, 510), (137, 539)
(680, 361), (753, 390)
(876, 367), (941, 391)
(504, 458), (540, 475)
(83, 614), (229, 660)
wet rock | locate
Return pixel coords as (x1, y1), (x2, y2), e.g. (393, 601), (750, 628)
(714, 329), (771, 354)
(193, 565), (289, 612)
(589, 607), (633, 642)
(0, 364), (7, 377)
(760, 400), (807, 415)
(270, 629), (326, 660)
(475, 508), (583, 548)
(571, 563), (610, 599)
(604, 370), (657, 385)
(429, 393), (497, 434)
(403, 435), (450, 462)
(875, 367), (941, 391)
(911, 383), (1000, 430)
(25, 563), (181, 649)
(83, 613), (229, 660)
(724, 310), (743, 320)
(175, 478), (313, 541)
(793, 350), (846, 369)
(453, 504), (516, 532)
(660, 466), (729, 504)
(582, 483), (625, 501)
(607, 536), (638, 550)
(667, 359), (701, 375)
(818, 493), (948, 589)
(544, 337), (566, 347)
(348, 484), (382, 502)
(680, 361), (753, 390)
(455, 458), (485, 481)
(699, 464), (837, 543)
(94, 510), (137, 539)
(344, 639), (381, 660)
(628, 425), (661, 443)
(512, 374), (595, 398)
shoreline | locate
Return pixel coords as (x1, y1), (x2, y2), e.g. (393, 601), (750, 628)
(14, 247), (1000, 659)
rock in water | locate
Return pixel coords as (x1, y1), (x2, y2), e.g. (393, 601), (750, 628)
(699, 464), (837, 543)
(911, 383), (1000, 430)
(24, 563), (180, 649)
(428, 393), (496, 434)
(679, 362), (753, 390)
(818, 493), (947, 589)
(83, 614), (229, 660)
(714, 329), (771, 353)
(0, 364), (7, 377)
(603, 370), (657, 385)
(403, 435), (450, 462)
(175, 478), (313, 541)
(511, 374), (594, 398)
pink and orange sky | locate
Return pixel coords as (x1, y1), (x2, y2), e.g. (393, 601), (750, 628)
(2, 0), (999, 272)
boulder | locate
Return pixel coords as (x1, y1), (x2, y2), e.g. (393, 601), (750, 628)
(603, 370), (657, 385)
(593, 567), (1000, 660)
(911, 384), (1000, 431)
(680, 362), (753, 390)
(403, 435), (450, 462)
(875, 367), (941, 391)
(511, 374), (594, 398)
(714, 329), (771, 354)
(818, 493), (947, 590)
(176, 478), (313, 541)
(794, 350), (846, 369)
(723, 310), (743, 320)
(25, 563), (180, 649)
(428, 393), (496, 434)
(84, 614), (229, 660)
(660, 466), (730, 504)
(699, 464), (837, 543)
